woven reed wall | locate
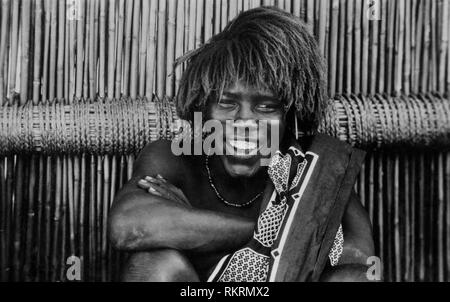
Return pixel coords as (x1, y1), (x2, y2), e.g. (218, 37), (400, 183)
(0, 0), (449, 281)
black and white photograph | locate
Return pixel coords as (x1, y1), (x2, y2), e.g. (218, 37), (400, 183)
(0, 0), (449, 287)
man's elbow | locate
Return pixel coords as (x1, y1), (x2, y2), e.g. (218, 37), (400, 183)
(108, 209), (157, 251)
(108, 212), (133, 250)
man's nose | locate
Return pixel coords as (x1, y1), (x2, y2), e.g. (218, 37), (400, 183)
(235, 103), (254, 121)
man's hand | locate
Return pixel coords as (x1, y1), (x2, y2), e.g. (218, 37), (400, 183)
(137, 174), (192, 207)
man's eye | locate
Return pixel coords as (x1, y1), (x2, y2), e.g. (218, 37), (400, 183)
(255, 104), (279, 113)
(218, 100), (237, 109)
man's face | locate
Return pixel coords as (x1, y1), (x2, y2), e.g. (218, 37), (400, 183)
(206, 81), (287, 178)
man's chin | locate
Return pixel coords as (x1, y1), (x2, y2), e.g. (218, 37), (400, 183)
(221, 155), (262, 178)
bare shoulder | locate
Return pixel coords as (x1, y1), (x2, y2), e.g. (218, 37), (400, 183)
(133, 139), (188, 186)
(341, 189), (375, 264)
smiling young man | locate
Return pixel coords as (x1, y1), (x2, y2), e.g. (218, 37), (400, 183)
(108, 6), (376, 282)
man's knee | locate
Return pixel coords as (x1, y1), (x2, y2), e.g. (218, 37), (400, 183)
(122, 249), (199, 282)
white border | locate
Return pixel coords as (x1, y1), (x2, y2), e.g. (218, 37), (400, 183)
(268, 151), (319, 281)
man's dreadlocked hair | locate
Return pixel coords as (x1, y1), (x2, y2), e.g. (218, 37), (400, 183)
(175, 6), (327, 134)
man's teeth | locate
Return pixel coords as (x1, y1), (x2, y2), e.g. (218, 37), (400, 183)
(229, 140), (257, 150)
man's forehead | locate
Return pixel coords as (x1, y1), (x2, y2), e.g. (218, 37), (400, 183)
(223, 81), (276, 98)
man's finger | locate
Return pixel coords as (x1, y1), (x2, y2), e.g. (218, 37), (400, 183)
(137, 179), (151, 189)
(153, 175), (190, 205)
(147, 182), (185, 205)
(140, 176), (191, 207)
(138, 179), (172, 200)
(148, 186), (162, 197)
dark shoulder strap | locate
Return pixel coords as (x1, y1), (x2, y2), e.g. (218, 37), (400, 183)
(269, 133), (366, 281)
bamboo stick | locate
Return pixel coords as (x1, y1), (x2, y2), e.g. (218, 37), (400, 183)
(429, 0), (437, 92)
(214, 0), (221, 34)
(220, 0), (227, 31)
(30, 0), (42, 104)
(4, 156), (14, 281)
(114, 0), (125, 99)
(367, 153), (374, 224)
(410, 150), (416, 281)
(166, 0), (176, 97)
(377, 151), (384, 280)
(75, 0), (85, 100)
(0, 157), (6, 280)
(102, 155), (110, 281)
(55, 0), (66, 99)
(8, 0), (19, 103)
(65, 0), (71, 101)
(328, 0), (339, 97)
(184, 0), (191, 55)
(156, 0), (167, 97)
(437, 152), (444, 281)
(108, 155), (117, 280)
(88, 0), (96, 99)
(175, 0), (185, 93)
(369, 3), (379, 95)
(73, 155), (80, 241)
(59, 155), (68, 281)
(12, 157), (24, 281)
(336, 0), (345, 94)
(427, 153), (435, 281)
(385, 153), (392, 281)
(127, 154), (134, 181)
(317, 0), (326, 57)
(377, 0), (386, 93)
(446, 152), (450, 281)
(98, 0), (106, 99)
(204, 0), (214, 40)
(418, 152), (425, 281)
(96, 155), (103, 280)
(138, 0), (149, 97)
(19, 0), (32, 104)
(107, 0), (116, 99)
(23, 155), (36, 281)
(48, 0), (58, 101)
(68, 154), (76, 258)
(394, 153), (400, 281)
(413, 0), (423, 92)
(188, 0), (197, 51)
(385, 0), (395, 94)
(344, 0), (353, 93)
(0, 0), (10, 105)
(89, 155), (96, 280)
(229, 0), (237, 19)
(404, 152), (410, 281)
(403, 0), (411, 95)
(421, 0), (430, 92)
(145, 0), (157, 98)
(352, 0), (361, 94)
(447, 0), (450, 93)
(129, 0), (139, 99)
(44, 156), (52, 280)
(394, 0), (405, 96)
(361, 0), (369, 94)
(83, 6), (89, 99)
(122, 0), (133, 97)
(50, 156), (61, 281)
(34, 155), (45, 281)
(79, 153), (86, 280)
